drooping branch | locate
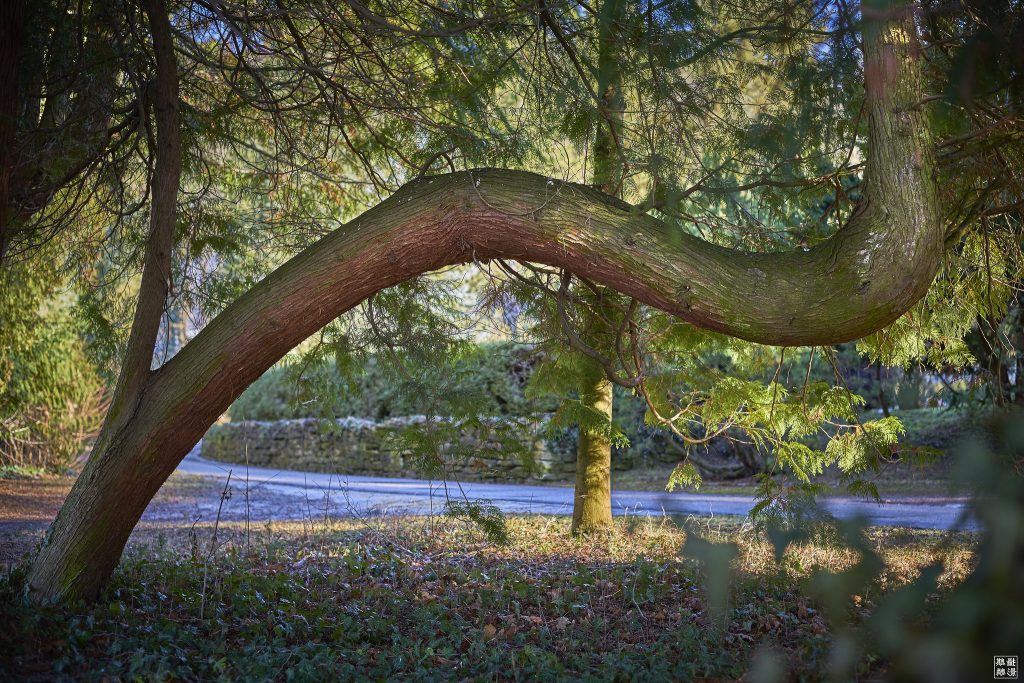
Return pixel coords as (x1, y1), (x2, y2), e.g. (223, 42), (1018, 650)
(160, 1), (938, 404)
(26, 7), (941, 603)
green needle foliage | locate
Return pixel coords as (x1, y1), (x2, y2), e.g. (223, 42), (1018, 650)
(0, 255), (105, 472)
(3, 0), (1023, 541)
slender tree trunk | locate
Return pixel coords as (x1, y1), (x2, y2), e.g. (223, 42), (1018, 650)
(570, 0), (625, 535)
(26, 6), (940, 603)
(0, 0), (25, 264)
(572, 371), (614, 533)
(877, 363), (891, 417)
(26, 0), (180, 603)
(101, 0), (180, 437)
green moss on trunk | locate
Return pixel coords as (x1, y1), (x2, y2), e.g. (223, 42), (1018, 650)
(572, 369), (615, 534)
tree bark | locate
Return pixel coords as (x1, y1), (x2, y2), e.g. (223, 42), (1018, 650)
(0, 0), (25, 263)
(27, 7), (940, 603)
(572, 370), (615, 534)
(25, 0), (180, 602)
(570, 0), (625, 535)
(99, 0), (181, 439)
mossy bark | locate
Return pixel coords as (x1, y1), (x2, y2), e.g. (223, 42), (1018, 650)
(572, 371), (615, 534)
(570, 0), (625, 536)
(26, 0), (181, 603)
(27, 7), (941, 603)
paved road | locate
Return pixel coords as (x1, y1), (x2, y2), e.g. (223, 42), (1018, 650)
(176, 449), (978, 531)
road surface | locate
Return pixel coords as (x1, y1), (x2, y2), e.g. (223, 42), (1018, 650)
(175, 448), (977, 530)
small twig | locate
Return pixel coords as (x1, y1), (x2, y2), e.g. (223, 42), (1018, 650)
(303, 472), (314, 540)
(768, 347), (787, 423)
(321, 472), (333, 554)
(469, 170), (563, 218)
(244, 442), (251, 554)
(200, 469), (232, 620)
(556, 270), (643, 388)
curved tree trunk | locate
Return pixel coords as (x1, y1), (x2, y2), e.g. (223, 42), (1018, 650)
(24, 0), (181, 603)
(27, 9), (940, 603)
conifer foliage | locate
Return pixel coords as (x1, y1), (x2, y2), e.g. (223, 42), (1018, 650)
(0, 0), (1019, 602)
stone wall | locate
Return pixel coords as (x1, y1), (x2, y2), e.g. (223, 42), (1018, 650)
(202, 416), (581, 483)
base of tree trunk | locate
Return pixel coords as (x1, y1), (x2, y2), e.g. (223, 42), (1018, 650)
(26, 433), (160, 603)
(572, 369), (614, 535)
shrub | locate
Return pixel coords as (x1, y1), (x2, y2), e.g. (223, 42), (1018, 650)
(0, 262), (106, 472)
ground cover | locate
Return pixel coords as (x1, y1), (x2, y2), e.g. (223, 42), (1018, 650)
(1, 510), (977, 681)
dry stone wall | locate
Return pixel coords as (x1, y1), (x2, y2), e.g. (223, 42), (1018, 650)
(202, 416), (580, 482)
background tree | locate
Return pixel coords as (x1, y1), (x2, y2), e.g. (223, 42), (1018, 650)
(0, 1), (144, 266)
(0, 254), (106, 473)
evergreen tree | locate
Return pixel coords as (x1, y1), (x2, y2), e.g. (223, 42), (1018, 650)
(1, 0), (1017, 603)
